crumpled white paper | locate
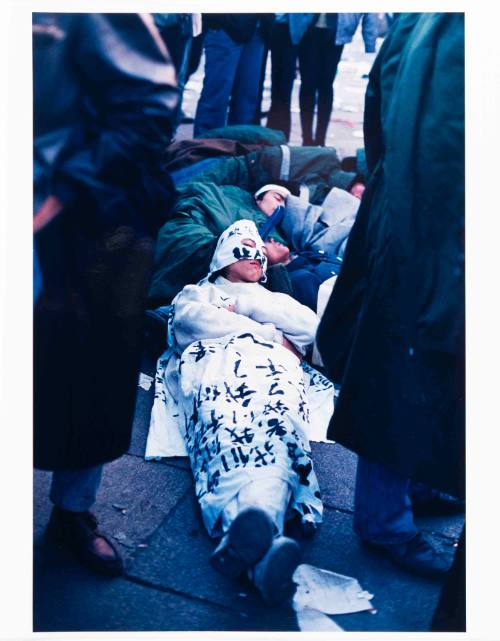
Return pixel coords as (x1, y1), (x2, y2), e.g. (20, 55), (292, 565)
(296, 607), (344, 631)
(292, 563), (374, 629)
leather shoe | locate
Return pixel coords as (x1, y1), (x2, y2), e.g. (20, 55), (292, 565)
(45, 507), (123, 577)
(364, 532), (451, 577)
(412, 492), (465, 517)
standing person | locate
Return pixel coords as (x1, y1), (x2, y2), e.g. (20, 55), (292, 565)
(193, 14), (265, 136)
(266, 13), (315, 140)
(317, 11), (465, 592)
(298, 13), (378, 146)
(33, 13), (178, 576)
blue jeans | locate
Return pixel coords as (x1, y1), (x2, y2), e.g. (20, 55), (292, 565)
(353, 457), (418, 545)
(50, 465), (103, 512)
(194, 28), (265, 136)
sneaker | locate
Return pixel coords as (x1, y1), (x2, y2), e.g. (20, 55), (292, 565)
(210, 508), (274, 579)
(45, 507), (123, 577)
(253, 536), (301, 605)
(364, 532), (451, 577)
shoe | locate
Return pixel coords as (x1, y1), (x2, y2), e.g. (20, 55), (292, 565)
(363, 532), (451, 577)
(412, 492), (465, 517)
(210, 508), (274, 579)
(45, 507), (123, 577)
(253, 536), (302, 605)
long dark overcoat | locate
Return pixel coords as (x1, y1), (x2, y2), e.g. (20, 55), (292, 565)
(33, 13), (178, 470)
(317, 13), (465, 499)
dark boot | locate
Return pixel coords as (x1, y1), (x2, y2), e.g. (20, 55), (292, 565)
(210, 507), (275, 579)
(253, 536), (301, 605)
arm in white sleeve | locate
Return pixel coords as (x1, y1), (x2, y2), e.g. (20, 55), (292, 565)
(172, 284), (283, 353)
(236, 289), (319, 354)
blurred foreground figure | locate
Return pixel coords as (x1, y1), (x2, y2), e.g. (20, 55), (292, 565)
(317, 13), (464, 628)
(153, 13), (202, 133)
(33, 13), (178, 575)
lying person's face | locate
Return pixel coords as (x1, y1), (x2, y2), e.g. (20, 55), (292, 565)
(224, 238), (264, 283)
(256, 190), (286, 217)
(264, 238), (291, 265)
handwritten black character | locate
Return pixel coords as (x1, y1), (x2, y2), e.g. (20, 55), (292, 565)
(233, 359), (247, 378)
(253, 447), (270, 467)
(225, 426), (254, 445)
(269, 382), (285, 396)
(266, 418), (287, 437)
(256, 358), (285, 377)
(236, 333), (274, 349)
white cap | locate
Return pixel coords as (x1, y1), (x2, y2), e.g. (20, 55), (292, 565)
(254, 184), (291, 199)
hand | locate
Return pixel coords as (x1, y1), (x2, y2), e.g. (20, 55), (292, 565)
(350, 182), (365, 200)
(33, 195), (64, 234)
(282, 336), (302, 361)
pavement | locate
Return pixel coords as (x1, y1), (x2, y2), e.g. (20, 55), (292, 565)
(33, 27), (464, 635)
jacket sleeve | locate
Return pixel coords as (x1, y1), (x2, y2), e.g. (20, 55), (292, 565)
(172, 285), (284, 353)
(55, 14), (178, 201)
(282, 191), (359, 258)
(236, 289), (318, 354)
(203, 14), (259, 43)
(361, 13), (379, 53)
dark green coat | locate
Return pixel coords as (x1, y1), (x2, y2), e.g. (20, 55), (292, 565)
(317, 13), (465, 498)
(186, 145), (356, 204)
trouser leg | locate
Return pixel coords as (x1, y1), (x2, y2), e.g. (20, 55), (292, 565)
(353, 456), (418, 545)
(267, 23), (297, 140)
(252, 47), (269, 125)
(315, 41), (344, 145)
(228, 29), (266, 126)
(50, 464), (103, 512)
(194, 29), (241, 136)
(220, 477), (291, 536)
(298, 29), (320, 145)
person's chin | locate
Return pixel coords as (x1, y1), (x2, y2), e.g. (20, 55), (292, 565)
(245, 270), (262, 282)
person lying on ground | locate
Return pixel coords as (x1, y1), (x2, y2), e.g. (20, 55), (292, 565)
(254, 182), (361, 260)
(146, 219), (336, 604)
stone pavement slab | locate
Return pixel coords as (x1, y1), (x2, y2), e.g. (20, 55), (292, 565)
(34, 545), (247, 632)
(311, 441), (356, 511)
